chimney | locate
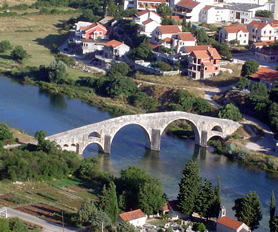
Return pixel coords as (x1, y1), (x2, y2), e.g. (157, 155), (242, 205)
(275, 0), (278, 20)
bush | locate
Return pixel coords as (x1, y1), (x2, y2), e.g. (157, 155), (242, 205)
(192, 222), (206, 232)
(255, 10), (272, 18)
(152, 61), (172, 71)
(0, 40), (12, 53)
(0, 123), (13, 141)
(128, 92), (159, 111)
(241, 60), (259, 77)
(10, 46), (30, 62)
(218, 103), (242, 121)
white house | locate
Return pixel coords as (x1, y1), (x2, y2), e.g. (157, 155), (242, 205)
(172, 32), (196, 52)
(152, 25), (182, 44)
(219, 25), (249, 45)
(124, 0), (169, 11)
(216, 216), (251, 232)
(119, 209), (147, 227)
(141, 19), (161, 37)
(173, 0), (205, 22)
(247, 20), (275, 42)
(103, 40), (130, 60)
(133, 9), (161, 24)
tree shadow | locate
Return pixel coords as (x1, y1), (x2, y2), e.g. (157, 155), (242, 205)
(0, 54), (12, 60)
(33, 33), (69, 52)
(198, 76), (240, 88)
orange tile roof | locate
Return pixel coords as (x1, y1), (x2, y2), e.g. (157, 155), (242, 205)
(158, 25), (181, 34)
(176, 0), (199, 9)
(142, 18), (153, 25)
(105, 40), (123, 48)
(163, 37), (172, 42)
(224, 25), (248, 33)
(162, 203), (169, 211)
(249, 67), (278, 83)
(270, 19), (278, 28)
(184, 45), (212, 53)
(253, 41), (275, 47)
(119, 209), (146, 221)
(217, 216), (243, 230)
(248, 20), (267, 29)
(166, 15), (182, 22)
(203, 5), (213, 10)
(84, 22), (107, 32)
(190, 47), (221, 59)
(178, 32), (195, 41)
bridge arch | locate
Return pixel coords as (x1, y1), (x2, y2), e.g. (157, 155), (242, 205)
(160, 118), (201, 145)
(79, 141), (104, 155)
(211, 125), (223, 132)
(110, 123), (152, 150)
(88, 132), (101, 138)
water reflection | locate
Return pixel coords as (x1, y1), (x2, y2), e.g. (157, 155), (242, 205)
(39, 89), (67, 109)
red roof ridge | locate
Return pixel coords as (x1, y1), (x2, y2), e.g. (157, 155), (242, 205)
(176, 0), (200, 9)
(217, 216), (243, 230)
(158, 25), (181, 34)
(224, 25), (248, 33)
(105, 40), (123, 48)
(119, 209), (146, 221)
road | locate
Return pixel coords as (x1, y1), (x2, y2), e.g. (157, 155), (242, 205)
(7, 208), (78, 232)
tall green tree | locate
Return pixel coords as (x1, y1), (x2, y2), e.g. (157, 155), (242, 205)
(177, 160), (201, 216)
(77, 199), (97, 226)
(195, 28), (209, 44)
(48, 59), (68, 83)
(241, 60), (259, 77)
(233, 191), (262, 230)
(99, 181), (119, 224)
(270, 191), (276, 232)
(156, 3), (172, 17)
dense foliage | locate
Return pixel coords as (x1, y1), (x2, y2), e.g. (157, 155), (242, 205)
(0, 40), (12, 53)
(255, 10), (272, 18)
(241, 60), (259, 77)
(10, 46), (30, 62)
(117, 166), (166, 215)
(116, 221), (137, 232)
(218, 103), (242, 121)
(168, 89), (213, 115)
(233, 191), (262, 230)
(177, 160), (220, 218)
(0, 217), (40, 232)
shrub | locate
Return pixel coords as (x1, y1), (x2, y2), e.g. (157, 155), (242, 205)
(218, 104), (242, 121)
(0, 40), (12, 53)
(0, 123), (13, 141)
(152, 61), (172, 71)
(10, 46), (30, 62)
(241, 60), (259, 77)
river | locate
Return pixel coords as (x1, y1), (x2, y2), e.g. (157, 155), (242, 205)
(0, 76), (277, 231)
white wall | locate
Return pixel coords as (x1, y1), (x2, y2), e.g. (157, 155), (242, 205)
(129, 217), (147, 227)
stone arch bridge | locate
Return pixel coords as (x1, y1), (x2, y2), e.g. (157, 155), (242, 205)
(46, 111), (240, 155)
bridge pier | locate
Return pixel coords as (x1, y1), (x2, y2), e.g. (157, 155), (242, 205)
(199, 130), (208, 147)
(103, 135), (112, 154)
(149, 129), (161, 152)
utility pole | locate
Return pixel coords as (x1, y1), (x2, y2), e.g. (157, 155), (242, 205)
(101, 221), (104, 232)
(62, 210), (65, 232)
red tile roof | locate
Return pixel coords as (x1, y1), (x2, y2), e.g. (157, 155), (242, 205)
(142, 18), (153, 25)
(158, 25), (181, 34)
(217, 216), (243, 230)
(191, 47), (221, 59)
(119, 209), (146, 221)
(253, 41), (275, 47)
(224, 25), (248, 33)
(176, 0), (199, 9)
(178, 32), (195, 41)
(162, 203), (169, 211)
(149, 43), (161, 49)
(84, 22), (107, 32)
(203, 5), (213, 11)
(249, 67), (278, 83)
(105, 40), (123, 48)
(137, 9), (160, 17)
(248, 20), (267, 29)
(166, 15), (182, 22)
(270, 19), (278, 28)
(163, 37), (172, 42)
(184, 45), (212, 53)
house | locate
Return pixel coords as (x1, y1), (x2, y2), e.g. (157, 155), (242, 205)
(124, 0), (169, 11)
(216, 216), (251, 232)
(270, 19), (278, 41)
(82, 22), (107, 40)
(72, 21), (94, 43)
(249, 67), (278, 88)
(250, 40), (275, 50)
(103, 40), (130, 60)
(152, 25), (182, 45)
(219, 25), (249, 45)
(142, 19), (161, 37)
(247, 20), (275, 42)
(172, 32), (196, 52)
(180, 45), (212, 57)
(187, 46), (221, 80)
(173, 0), (205, 22)
(199, 6), (219, 24)
(133, 9), (161, 24)
(119, 209), (147, 227)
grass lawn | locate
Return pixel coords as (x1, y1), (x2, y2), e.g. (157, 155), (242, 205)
(2, 0), (36, 7)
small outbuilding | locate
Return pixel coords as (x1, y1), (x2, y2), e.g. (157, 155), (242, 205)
(216, 216), (251, 232)
(118, 209), (147, 227)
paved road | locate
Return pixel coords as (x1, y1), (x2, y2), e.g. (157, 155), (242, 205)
(7, 208), (78, 232)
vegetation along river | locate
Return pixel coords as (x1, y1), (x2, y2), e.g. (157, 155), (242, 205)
(0, 76), (276, 231)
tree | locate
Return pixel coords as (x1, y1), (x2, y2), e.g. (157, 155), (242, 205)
(10, 46), (29, 62)
(241, 60), (259, 77)
(195, 178), (216, 219)
(247, 82), (269, 104)
(48, 59), (68, 83)
(34, 130), (46, 144)
(129, 43), (152, 60)
(98, 181), (119, 224)
(237, 77), (250, 89)
(218, 104), (242, 121)
(270, 191), (276, 232)
(0, 123), (13, 141)
(8, 217), (29, 232)
(156, 3), (172, 17)
(108, 62), (130, 76)
(255, 10), (272, 18)
(195, 28), (209, 44)
(212, 42), (232, 60)
(268, 103), (278, 134)
(232, 191), (262, 230)
(177, 160), (201, 216)
(77, 199), (97, 226)
(79, 9), (100, 22)
(117, 221), (137, 232)
(0, 40), (12, 53)
(0, 219), (10, 232)
(90, 209), (111, 230)
(138, 178), (166, 215)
